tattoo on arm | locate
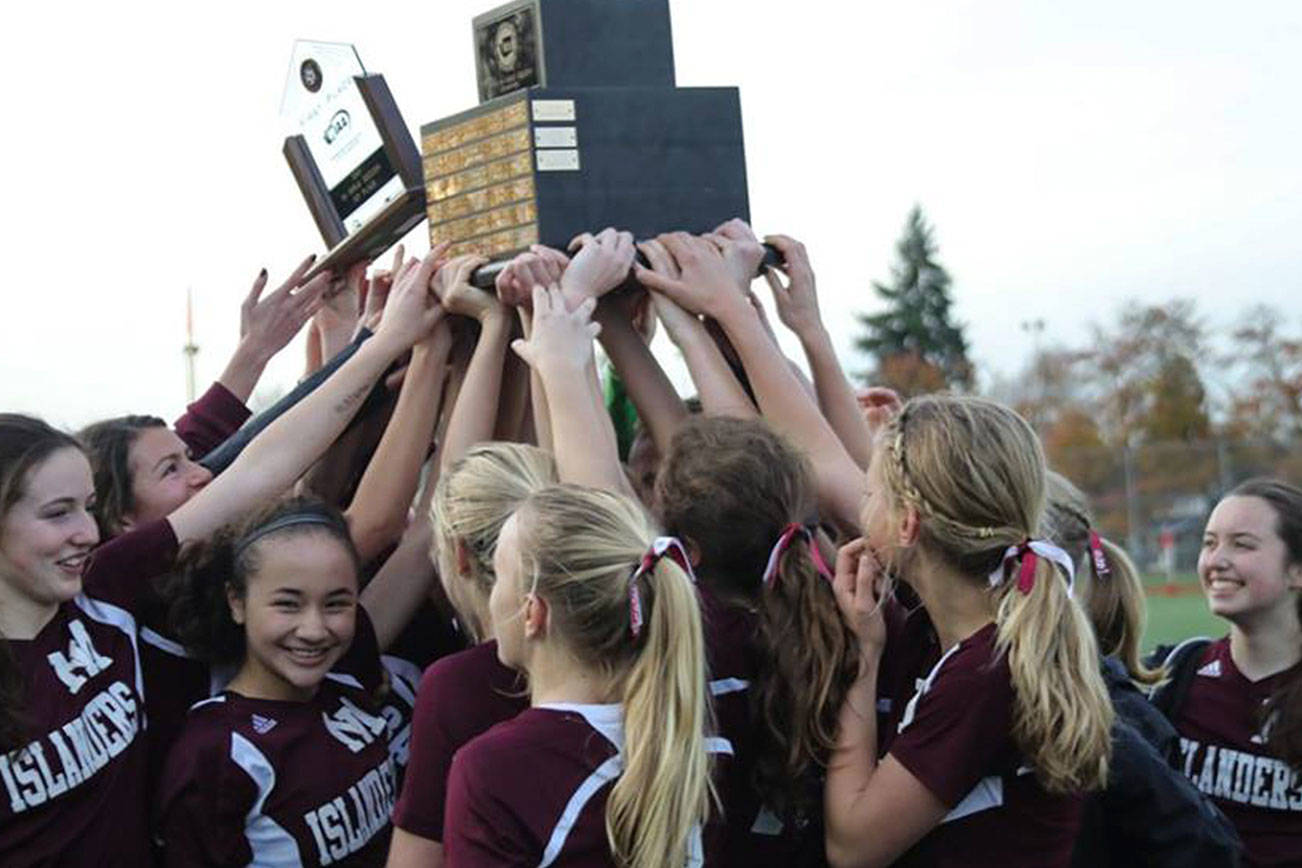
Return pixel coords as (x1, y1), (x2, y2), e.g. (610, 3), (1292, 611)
(333, 383), (371, 416)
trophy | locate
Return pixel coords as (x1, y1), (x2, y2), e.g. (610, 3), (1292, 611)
(424, 0), (770, 284)
(280, 41), (425, 279)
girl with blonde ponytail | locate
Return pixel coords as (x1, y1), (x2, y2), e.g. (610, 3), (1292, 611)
(825, 396), (1113, 868)
(443, 484), (726, 867)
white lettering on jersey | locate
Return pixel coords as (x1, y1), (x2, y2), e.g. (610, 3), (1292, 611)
(1196, 659), (1222, 678)
(45, 620), (113, 694)
(322, 697), (387, 753)
(0, 681), (140, 814)
(1179, 736), (1302, 810)
(303, 758), (396, 865)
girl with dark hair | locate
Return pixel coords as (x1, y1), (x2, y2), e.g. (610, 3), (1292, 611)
(656, 415), (860, 862)
(1164, 478), (1302, 866)
(0, 414), (149, 865)
(155, 498), (396, 866)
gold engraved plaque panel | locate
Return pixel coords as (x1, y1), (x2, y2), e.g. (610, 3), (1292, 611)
(423, 96), (539, 257)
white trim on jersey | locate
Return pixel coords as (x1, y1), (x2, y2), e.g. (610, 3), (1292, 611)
(230, 732), (302, 867)
(897, 641), (963, 733)
(540, 702), (624, 751)
(941, 776), (1004, 824)
(538, 754), (624, 868)
(140, 626), (191, 658)
(532, 704), (732, 868)
(190, 695), (228, 713)
(380, 655), (423, 707)
(324, 672), (364, 691)
(73, 594), (144, 705)
(708, 677), (750, 696)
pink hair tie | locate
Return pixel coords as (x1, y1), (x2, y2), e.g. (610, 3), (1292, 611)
(988, 539), (1076, 596)
(1087, 530), (1111, 578)
(628, 537), (694, 638)
(763, 523), (835, 587)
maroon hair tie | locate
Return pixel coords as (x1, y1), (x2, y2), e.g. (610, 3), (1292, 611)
(1087, 530), (1111, 579)
(628, 537), (694, 638)
(763, 523), (834, 587)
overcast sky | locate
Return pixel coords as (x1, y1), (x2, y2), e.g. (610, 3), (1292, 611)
(5, 0), (1300, 429)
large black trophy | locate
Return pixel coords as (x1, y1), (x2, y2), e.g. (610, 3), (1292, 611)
(423, 0), (761, 279)
(281, 41), (426, 280)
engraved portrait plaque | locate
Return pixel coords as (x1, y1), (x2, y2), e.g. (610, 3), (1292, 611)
(474, 1), (544, 103)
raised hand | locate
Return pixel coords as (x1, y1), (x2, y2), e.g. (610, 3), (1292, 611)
(707, 217), (767, 292)
(763, 233), (823, 338)
(496, 245), (570, 309)
(432, 253), (498, 322)
(238, 255), (331, 363)
(560, 227), (636, 309)
(511, 284), (601, 376)
(832, 537), (888, 658)
(857, 387), (902, 433)
(633, 232), (747, 320)
(373, 250), (448, 353)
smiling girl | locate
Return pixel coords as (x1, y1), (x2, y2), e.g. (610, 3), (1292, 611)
(0, 415), (149, 866)
(155, 497), (396, 867)
(1167, 479), (1302, 866)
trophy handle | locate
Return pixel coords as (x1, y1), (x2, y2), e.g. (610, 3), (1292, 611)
(467, 242), (783, 290)
(355, 73), (425, 195)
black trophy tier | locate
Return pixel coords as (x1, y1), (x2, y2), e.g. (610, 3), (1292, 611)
(473, 0), (675, 103)
(421, 87), (749, 260)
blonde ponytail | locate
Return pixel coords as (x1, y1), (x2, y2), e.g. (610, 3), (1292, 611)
(879, 397), (1114, 794)
(1042, 471), (1161, 685)
(994, 555), (1113, 792)
(509, 485), (712, 868)
(610, 555), (712, 868)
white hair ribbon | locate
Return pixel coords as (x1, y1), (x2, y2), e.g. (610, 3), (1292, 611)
(987, 539), (1076, 595)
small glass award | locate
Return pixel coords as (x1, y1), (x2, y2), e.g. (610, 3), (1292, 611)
(280, 41), (425, 277)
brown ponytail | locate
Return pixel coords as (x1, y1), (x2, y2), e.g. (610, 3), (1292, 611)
(657, 416), (859, 821)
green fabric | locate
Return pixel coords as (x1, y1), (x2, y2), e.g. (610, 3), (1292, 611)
(603, 365), (640, 462)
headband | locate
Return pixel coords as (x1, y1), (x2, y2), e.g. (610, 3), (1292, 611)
(988, 539), (1075, 595)
(1087, 530), (1111, 579)
(628, 537), (694, 638)
(762, 523), (834, 586)
(233, 512), (344, 560)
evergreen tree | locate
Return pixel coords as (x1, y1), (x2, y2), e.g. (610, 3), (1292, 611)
(856, 205), (973, 393)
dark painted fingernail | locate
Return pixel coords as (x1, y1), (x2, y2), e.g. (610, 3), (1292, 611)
(259, 268), (268, 278)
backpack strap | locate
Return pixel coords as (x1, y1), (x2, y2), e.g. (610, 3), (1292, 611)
(1149, 636), (1213, 722)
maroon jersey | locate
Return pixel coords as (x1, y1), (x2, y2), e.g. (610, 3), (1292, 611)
(156, 675), (397, 867)
(173, 380), (251, 458)
(392, 640), (527, 842)
(444, 704), (732, 866)
(0, 597), (149, 867)
(697, 589), (824, 866)
(1173, 637), (1302, 867)
(880, 623), (1084, 868)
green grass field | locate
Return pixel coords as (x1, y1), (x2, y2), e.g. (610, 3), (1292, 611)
(1140, 572), (1224, 652)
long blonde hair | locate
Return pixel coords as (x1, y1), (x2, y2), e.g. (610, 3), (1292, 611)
(880, 396), (1112, 792)
(509, 485), (711, 868)
(430, 442), (555, 641)
(1043, 471), (1162, 686)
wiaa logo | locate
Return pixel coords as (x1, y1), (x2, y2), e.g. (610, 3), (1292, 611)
(324, 110), (351, 145)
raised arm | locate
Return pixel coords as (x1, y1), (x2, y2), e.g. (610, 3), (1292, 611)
(219, 255), (332, 402)
(764, 234), (872, 469)
(360, 453), (442, 651)
(593, 288), (687, 459)
(512, 285), (632, 496)
(345, 271), (454, 562)
(434, 255), (512, 471)
(167, 252), (448, 545)
(636, 233), (864, 530)
(638, 239), (757, 419)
